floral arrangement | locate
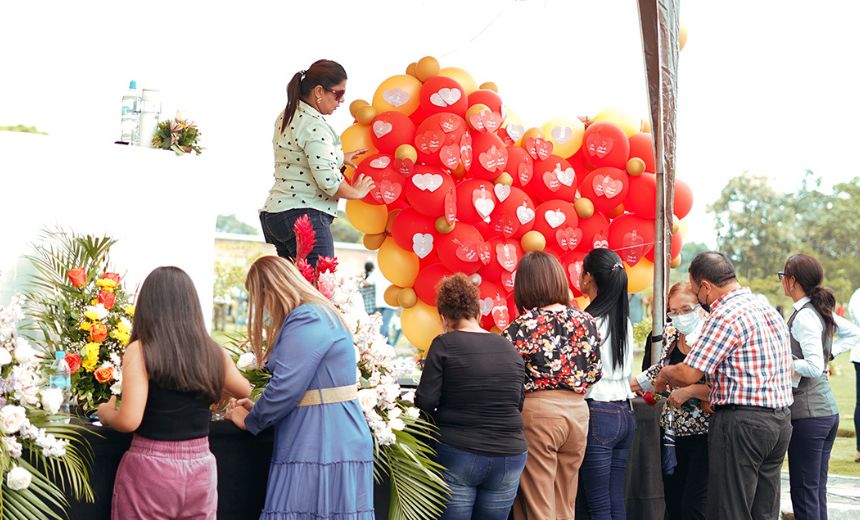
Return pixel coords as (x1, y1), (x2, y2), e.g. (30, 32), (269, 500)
(151, 114), (203, 155)
(26, 231), (133, 412)
(226, 215), (447, 520)
(0, 294), (94, 519)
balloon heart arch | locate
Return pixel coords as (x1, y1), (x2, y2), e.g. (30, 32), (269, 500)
(343, 57), (693, 352)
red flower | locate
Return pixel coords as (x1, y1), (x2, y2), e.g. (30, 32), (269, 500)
(293, 215), (316, 261)
(65, 353), (82, 374)
(643, 391), (658, 406)
(98, 290), (116, 310)
(102, 272), (121, 284)
(296, 258), (315, 283)
(315, 256), (339, 275)
(94, 365), (114, 383)
(67, 268), (87, 288)
(90, 322), (109, 343)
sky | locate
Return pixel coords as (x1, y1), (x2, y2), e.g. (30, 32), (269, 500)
(2, 0), (859, 248)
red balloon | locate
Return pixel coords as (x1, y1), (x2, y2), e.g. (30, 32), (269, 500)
(356, 154), (404, 206)
(419, 76), (468, 117)
(608, 213), (655, 267)
(645, 231), (683, 263)
(506, 292), (520, 321)
(413, 112), (468, 169)
(478, 237), (523, 283)
(528, 155), (578, 204)
(390, 208), (437, 256)
(532, 200), (580, 253)
(414, 263), (453, 305)
(467, 131), (508, 180)
(467, 89), (503, 116)
(566, 148), (591, 182)
(436, 222), (486, 275)
(560, 250), (588, 296)
(370, 111), (416, 154)
(419, 248), (441, 268)
(582, 122), (630, 169)
(628, 133), (656, 173)
(624, 172), (657, 219)
(493, 187), (535, 239)
(674, 178), (693, 219)
(456, 179), (497, 224)
(477, 280), (507, 330)
(404, 165), (456, 218)
(507, 146), (534, 189)
(576, 212), (610, 252)
(579, 167), (630, 214)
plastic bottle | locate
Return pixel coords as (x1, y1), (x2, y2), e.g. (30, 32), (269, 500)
(138, 88), (162, 148)
(119, 80), (141, 144)
(49, 351), (72, 423)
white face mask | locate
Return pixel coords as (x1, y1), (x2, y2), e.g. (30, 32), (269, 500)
(672, 311), (702, 336)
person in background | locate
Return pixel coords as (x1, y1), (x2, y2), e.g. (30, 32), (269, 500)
(658, 252), (793, 520)
(632, 281), (711, 520)
(415, 274), (527, 520)
(359, 261), (377, 315)
(578, 248), (635, 520)
(98, 267), (251, 520)
(838, 288), (860, 462)
(259, 59), (374, 267)
(366, 260), (396, 340)
(782, 254), (860, 519)
(503, 251), (602, 520)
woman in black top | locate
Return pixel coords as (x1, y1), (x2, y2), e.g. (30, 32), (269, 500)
(416, 273), (527, 520)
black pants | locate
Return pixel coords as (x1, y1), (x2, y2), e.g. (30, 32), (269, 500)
(707, 406), (792, 520)
(662, 434), (708, 520)
(855, 362), (860, 451)
(788, 414), (839, 520)
(259, 209), (334, 267)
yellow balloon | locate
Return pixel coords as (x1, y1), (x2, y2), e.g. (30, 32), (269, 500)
(354, 105), (377, 126)
(678, 218), (689, 239)
(592, 108), (640, 138)
(345, 200), (388, 234)
(341, 124), (375, 154)
(521, 231), (546, 252)
(540, 118), (585, 157)
(438, 67), (477, 94)
(401, 301), (442, 351)
(372, 75), (422, 115)
(679, 25), (688, 51)
(479, 81), (498, 92)
(625, 258), (654, 294)
(377, 237), (420, 288)
(416, 56), (440, 82)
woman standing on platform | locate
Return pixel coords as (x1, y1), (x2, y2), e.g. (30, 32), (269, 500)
(98, 267), (252, 520)
(225, 256), (374, 519)
(416, 274), (528, 520)
(260, 59), (374, 267)
(578, 248), (635, 520)
(632, 282), (711, 520)
(503, 251), (602, 520)
(782, 254), (860, 520)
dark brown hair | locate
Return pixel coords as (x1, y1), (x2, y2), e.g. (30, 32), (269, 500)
(436, 274), (480, 322)
(130, 266), (225, 403)
(280, 59), (347, 133)
(513, 251), (570, 312)
(784, 254), (836, 335)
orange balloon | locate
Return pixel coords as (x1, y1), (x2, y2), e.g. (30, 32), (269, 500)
(345, 200), (388, 234)
(626, 258), (654, 294)
(401, 301), (442, 351)
(415, 56), (440, 82)
(354, 105), (377, 126)
(372, 75), (422, 115)
(377, 237), (419, 288)
(437, 67), (477, 94)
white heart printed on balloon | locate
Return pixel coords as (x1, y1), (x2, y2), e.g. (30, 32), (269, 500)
(430, 88), (462, 107)
(554, 164), (575, 187)
(412, 233), (434, 259)
(551, 125), (572, 144)
(544, 209), (566, 229)
(373, 121), (393, 138)
(516, 204), (535, 225)
(412, 173), (444, 192)
(370, 156), (391, 169)
(494, 184), (511, 202)
(480, 297), (494, 316)
(382, 88), (410, 107)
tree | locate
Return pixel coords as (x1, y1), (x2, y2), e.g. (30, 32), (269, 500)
(216, 214), (258, 235)
(671, 241), (710, 283)
(332, 211), (362, 243)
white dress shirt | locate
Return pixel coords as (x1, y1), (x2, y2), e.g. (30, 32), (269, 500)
(586, 317), (635, 401)
(791, 296), (860, 387)
(832, 288), (860, 363)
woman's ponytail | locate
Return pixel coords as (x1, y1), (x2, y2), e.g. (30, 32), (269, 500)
(280, 71), (305, 133)
(785, 254), (836, 336)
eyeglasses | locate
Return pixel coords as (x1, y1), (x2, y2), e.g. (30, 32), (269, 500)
(777, 271), (785, 281)
(326, 88), (346, 101)
(667, 304), (701, 319)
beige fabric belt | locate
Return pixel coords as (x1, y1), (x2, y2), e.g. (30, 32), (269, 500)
(296, 385), (358, 408)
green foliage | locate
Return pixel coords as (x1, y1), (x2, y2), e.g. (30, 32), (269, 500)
(151, 119), (203, 155)
(0, 125), (46, 135)
(215, 214), (258, 235)
(332, 212), (362, 243)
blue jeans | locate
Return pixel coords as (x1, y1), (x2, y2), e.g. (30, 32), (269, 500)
(788, 414), (839, 520)
(376, 307), (395, 340)
(436, 442), (527, 520)
(580, 400), (636, 520)
(259, 209), (334, 267)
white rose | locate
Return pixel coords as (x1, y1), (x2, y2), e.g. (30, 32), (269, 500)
(357, 389), (378, 413)
(6, 466), (32, 491)
(388, 407), (402, 420)
(0, 348), (11, 367)
(3, 437), (22, 458)
(406, 407), (421, 419)
(40, 388), (64, 415)
(0, 405), (27, 434)
(236, 352), (257, 371)
(401, 390), (416, 403)
(389, 417), (406, 431)
(13, 338), (35, 363)
(110, 381), (123, 395)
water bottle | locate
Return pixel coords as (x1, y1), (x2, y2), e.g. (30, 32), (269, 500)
(138, 88), (162, 148)
(119, 80), (141, 144)
(49, 351), (72, 423)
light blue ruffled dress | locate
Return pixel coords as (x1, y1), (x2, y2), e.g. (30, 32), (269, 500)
(244, 304), (374, 519)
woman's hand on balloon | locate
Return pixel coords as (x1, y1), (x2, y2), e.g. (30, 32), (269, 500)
(352, 173), (375, 198)
(344, 148), (368, 169)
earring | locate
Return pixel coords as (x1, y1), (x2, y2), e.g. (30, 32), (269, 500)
(316, 97), (322, 104)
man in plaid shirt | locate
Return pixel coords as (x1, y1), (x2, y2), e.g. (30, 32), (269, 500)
(657, 252), (792, 520)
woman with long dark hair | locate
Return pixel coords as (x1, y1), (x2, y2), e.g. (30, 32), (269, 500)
(97, 267), (251, 519)
(260, 59), (375, 266)
(578, 248), (635, 520)
(782, 254), (860, 520)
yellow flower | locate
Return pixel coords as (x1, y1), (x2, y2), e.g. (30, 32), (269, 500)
(90, 299), (98, 305)
(79, 321), (91, 331)
(82, 342), (101, 371)
(123, 304), (135, 317)
(84, 309), (100, 321)
(110, 330), (131, 346)
(96, 279), (118, 290)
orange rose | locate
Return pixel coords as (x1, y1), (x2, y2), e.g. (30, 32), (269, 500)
(98, 290), (116, 310)
(67, 268), (87, 288)
(90, 322), (109, 343)
(65, 353), (82, 374)
(94, 365), (114, 383)
(102, 272), (121, 284)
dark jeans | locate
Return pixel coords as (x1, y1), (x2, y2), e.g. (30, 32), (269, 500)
(855, 362), (860, 451)
(259, 209), (334, 267)
(707, 406), (792, 520)
(662, 434), (708, 520)
(788, 414), (839, 520)
(580, 400), (636, 520)
(376, 307), (395, 340)
(436, 442), (527, 520)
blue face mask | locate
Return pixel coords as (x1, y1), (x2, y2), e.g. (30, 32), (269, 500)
(672, 311), (702, 336)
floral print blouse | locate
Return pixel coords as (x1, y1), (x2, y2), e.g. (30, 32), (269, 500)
(503, 308), (602, 394)
(638, 327), (711, 436)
